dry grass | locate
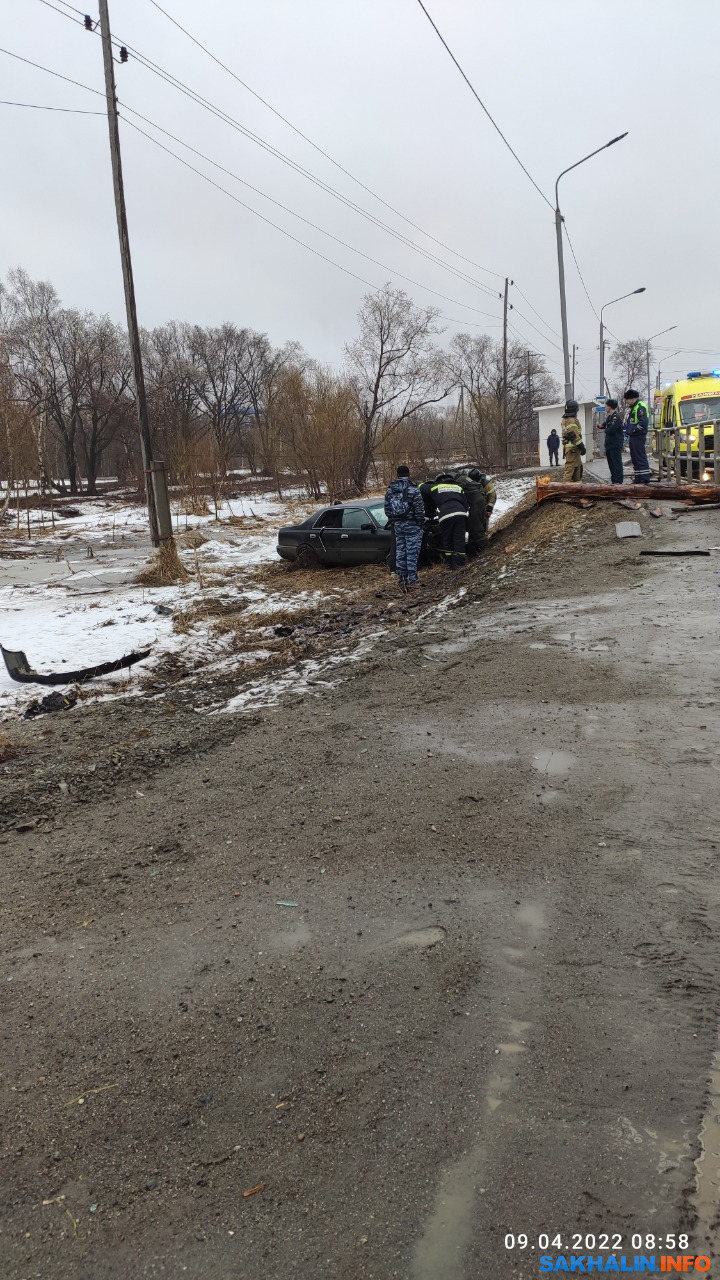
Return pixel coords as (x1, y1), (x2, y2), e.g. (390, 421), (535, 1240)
(0, 732), (22, 762)
(135, 538), (191, 586)
(172, 596), (248, 635)
(175, 528), (209, 550)
(178, 495), (211, 516)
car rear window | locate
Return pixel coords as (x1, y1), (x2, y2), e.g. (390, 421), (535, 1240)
(314, 508), (342, 528)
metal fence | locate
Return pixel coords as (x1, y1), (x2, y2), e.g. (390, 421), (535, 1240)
(654, 423), (720, 484)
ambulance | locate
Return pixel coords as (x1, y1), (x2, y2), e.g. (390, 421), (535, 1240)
(654, 371), (720, 478)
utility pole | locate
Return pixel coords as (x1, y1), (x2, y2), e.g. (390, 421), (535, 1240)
(502, 276), (509, 469)
(97, 0), (168, 545)
(526, 349), (533, 444)
(459, 384), (466, 455)
(554, 202), (572, 402)
(571, 344), (576, 399)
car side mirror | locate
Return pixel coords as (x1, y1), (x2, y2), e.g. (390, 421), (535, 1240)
(360, 523), (374, 531)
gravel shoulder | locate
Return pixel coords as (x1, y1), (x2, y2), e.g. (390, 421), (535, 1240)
(1, 498), (719, 1279)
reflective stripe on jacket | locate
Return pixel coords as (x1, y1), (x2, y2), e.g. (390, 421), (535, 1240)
(626, 400), (649, 434)
(428, 482), (469, 523)
(561, 416), (583, 457)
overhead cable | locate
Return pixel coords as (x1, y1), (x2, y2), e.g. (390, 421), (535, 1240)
(414, 0), (553, 211)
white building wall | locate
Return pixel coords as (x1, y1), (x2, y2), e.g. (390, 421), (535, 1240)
(536, 402), (596, 467)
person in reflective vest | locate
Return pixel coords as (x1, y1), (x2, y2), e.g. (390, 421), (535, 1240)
(623, 388), (651, 483)
(561, 400), (583, 482)
(426, 474), (469, 569)
(453, 468), (496, 557)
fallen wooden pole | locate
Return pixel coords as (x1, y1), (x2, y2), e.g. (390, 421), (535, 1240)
(536, 477), (720, 504)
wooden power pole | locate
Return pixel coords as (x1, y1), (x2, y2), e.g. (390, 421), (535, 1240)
(97, 0), (167, 545)
(459, 384), (465, 454)
(502, 277), (509, 468)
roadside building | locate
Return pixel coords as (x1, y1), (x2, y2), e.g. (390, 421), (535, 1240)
(536, 400), (596, 467)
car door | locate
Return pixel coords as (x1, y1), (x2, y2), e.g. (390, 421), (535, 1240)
(364, 503), (393, 562)
(338, 507), (380, 564)
(310, 508), (344, 564)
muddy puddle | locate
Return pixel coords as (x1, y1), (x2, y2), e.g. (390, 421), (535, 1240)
(531, 748), (578, 776)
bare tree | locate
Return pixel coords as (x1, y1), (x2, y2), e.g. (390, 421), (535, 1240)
(610, 338), (648, 404)
(345, 284), (452, 490)
(76, 316), (133, 494)
(187, 323), (255, 472)
(448, 334), (558, 466)
(143, 322), (200, 458)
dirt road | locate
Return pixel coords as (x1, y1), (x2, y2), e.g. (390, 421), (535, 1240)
(2, 498), (719, 1278)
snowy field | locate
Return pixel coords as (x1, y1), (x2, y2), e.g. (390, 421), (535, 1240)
(0, 477), (535, 717)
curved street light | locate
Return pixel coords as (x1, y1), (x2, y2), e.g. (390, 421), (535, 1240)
(599, 287), (646, 399)
(555, 132), (628, 400)
(645, 325), (677, 404)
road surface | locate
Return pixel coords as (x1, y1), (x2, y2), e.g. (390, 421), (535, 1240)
(1, 497), (719, 1278)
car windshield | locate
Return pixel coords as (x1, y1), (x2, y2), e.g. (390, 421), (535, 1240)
(366, 504), (388, 528)
(679, 396), (720, 425)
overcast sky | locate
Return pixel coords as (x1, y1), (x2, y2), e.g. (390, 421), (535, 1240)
(3, 0), (718, 400)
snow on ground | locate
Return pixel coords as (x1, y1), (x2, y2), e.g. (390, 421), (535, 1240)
(489, 476), (536, 524)
(0, 477), (533, 717)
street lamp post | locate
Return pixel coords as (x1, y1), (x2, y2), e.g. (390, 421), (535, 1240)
(555, 132), (628, 402)
(645, 325), (677, 407)
(599, 288), (646, 402)
(656, 349), (683, 391)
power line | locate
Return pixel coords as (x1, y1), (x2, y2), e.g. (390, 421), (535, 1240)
(512, 283), (562, 340)
(28, 1), (505, 304)
(119, 110), (505, 320)
(510, 306), (564, 352)
(32, 0), (561, 335)
(14, 13), (563, 345)
(414, 0), (553, 211)
(0, 45), (104, 98)
(121, 115), (508, 321)
(0, 42), (506, 326)
(508, 325), (564, 372)
(562, 223), (599, 321)
(31, 0), (564, 337)
(145, 0), (508, 284)
(0, 98), (103, 113)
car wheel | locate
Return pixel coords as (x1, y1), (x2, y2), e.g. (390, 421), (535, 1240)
(295, 543), (319, 569)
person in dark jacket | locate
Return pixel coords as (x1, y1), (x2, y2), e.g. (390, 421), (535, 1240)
(599, 399), (624, 484)
(623, 388), (651, 483)
(547, 429), (560, 465)
(383, 465), (426, 589)
(426, 474), (469, 569)
(453, 468), (496, 556)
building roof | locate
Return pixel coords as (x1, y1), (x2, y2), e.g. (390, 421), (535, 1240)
(534, 400), (596, 412)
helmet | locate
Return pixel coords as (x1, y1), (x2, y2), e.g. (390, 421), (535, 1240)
(564, 399), (579, 415)
(435, 472), (454, 482)
(467, 467), (482, 482)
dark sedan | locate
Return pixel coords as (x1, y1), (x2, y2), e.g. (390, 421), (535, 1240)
(277, 499), (391, 567)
